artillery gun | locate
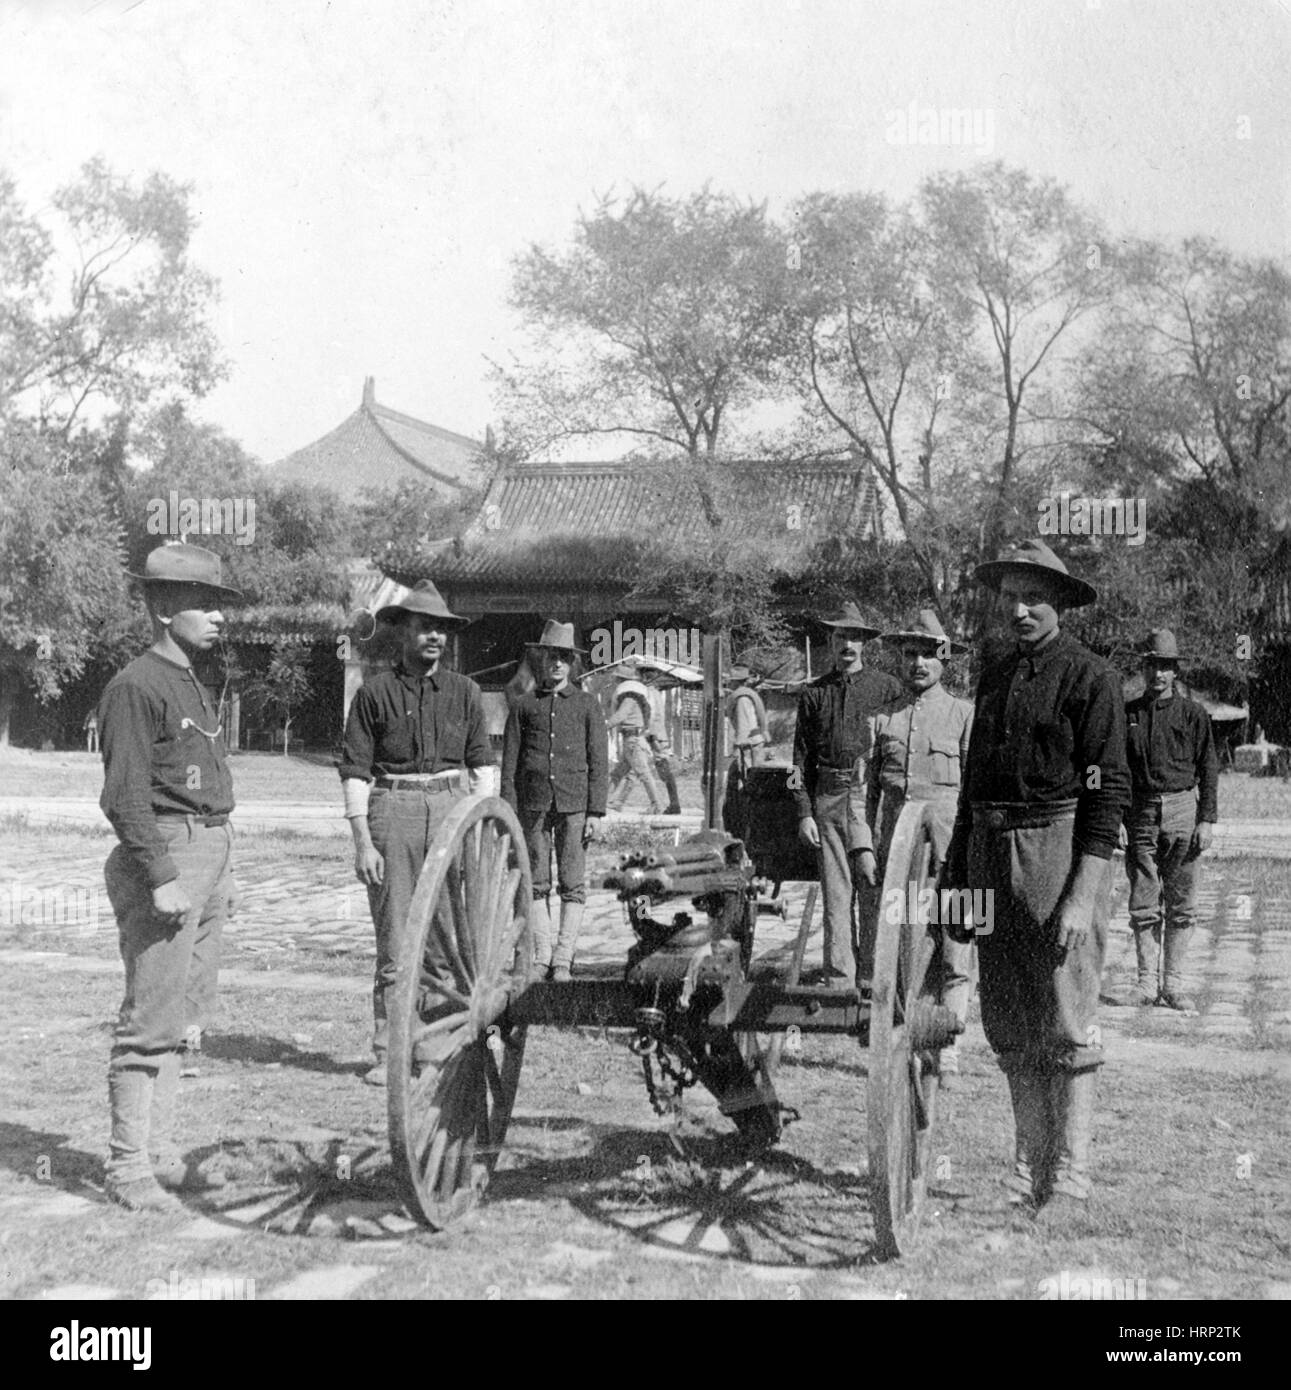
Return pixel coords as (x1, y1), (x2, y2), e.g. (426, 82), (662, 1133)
(385, 635), (960, 1257)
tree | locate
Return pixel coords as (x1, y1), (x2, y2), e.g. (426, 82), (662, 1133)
(0, 428), (129, 745)
(1077, 237), (1291, 540)
(242, 641), (311, 756)
(492, 186), (795, 517)
(919, 163), (1115, 560)
(0, 159), (225, 437)
(786, 190), (977, 620)
(491, 186), (819, 648)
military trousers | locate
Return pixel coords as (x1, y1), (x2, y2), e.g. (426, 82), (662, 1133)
(365, 782), (466, 1058)
(967, 804), (1111, 1073)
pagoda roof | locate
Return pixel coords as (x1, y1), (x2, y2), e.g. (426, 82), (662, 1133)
(380, 455), (884, 590)
(273, 378), (483, 495)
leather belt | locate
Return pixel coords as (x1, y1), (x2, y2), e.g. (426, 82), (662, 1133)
(375, 774), (460, 792)
(1134, 787), (1196, 804)
(972, 799), (1077, 831)
(158, 812), (229, 827)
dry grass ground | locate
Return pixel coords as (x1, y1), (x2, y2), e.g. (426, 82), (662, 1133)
(1, 823), (1288, 1301)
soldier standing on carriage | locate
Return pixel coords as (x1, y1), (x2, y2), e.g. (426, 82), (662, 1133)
(339, 581), (493, 1087)
(792, 602), (902, 984)
(867, 611), (975, 1087)
(501, 621), (608, 982)
(942, 540), (1130, 1211)
(98, 542), (240, 1211)
(1121, 628), (1218, 1012)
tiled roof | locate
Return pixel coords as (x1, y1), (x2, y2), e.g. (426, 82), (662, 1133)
(273, 380), (483, 496)
(380, 456), (884, 589)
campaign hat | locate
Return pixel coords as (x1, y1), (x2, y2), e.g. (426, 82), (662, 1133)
(526, 619), (588, 656)
(375, 580), (469, 628)
(126, 542), (241, 602)
(815, 600), (881, 639)
(882, 609), (967, 655)
(1139, 628), (1182, 664)
(973, 538), (1097, 608)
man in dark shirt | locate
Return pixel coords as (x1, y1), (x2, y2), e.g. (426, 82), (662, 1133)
(944, 539), (1130, 1211)
(1122, 629), (1218, 1012)
(340, 581), (493, 1086)
(792, 602), (903, 982)
(501, 621), (608, 981)
(98, 542), (240, 1212)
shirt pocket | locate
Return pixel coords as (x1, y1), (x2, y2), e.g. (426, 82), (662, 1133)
(928, 738), (962, 786)
(378, 713), (417, 764)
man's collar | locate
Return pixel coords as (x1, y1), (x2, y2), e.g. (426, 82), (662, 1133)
(396, 660), (441, 684)
(1015, 629), (1067, 667)
(537, 683), (573, 697)
(144, 648), (194, 674)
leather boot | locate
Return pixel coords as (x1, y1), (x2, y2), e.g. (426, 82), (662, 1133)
(107, 1065), (181, 1213)
(1160, 926), (1197, 1012)
(656, 757), (682, 815)
(550, 900), (585, 983)
(1043, 1068), (1097, 1207)
(528, 895), (553, 982)
(1003, 1069), (1052, 1205)
(1131, 925), (1162, 1003)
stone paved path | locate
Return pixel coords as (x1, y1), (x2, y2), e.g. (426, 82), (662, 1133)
(3, 837), (1290, 1048)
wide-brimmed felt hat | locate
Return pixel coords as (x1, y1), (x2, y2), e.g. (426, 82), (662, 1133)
(973, 538), (1097, 608)
(882, 609), (967, 655)
(526, 619), (587, 656)
(726, 664), (760, 685)
(816, 600), (881, 639)
(1139, 628), (1182, 664)
(375, 580), (469, 628)
(126, 542), (241, 602)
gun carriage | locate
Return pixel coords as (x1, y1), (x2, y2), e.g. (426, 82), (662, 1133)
(386, 637), (959, 1258)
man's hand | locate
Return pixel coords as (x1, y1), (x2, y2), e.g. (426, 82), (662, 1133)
(1191, 821), (1214, 856)
(1053, 852), (1108, 954)
(1055, 894), (1095, 953)
(152, 881), (191, 925)
(798, 815), (820, 849)
(583, 815), (602, 847)
(355, 844), (384, 887)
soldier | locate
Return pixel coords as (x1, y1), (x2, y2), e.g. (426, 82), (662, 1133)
(868, 611), (975, 1087)
(792, 602), (903, 983)
(943, 539), (1130, 1210)
(98, 542), (239, 1211)
(1122, 629), (1218, 1012)
(340, 581), (493, 1087)
(726, 664), (770, 768)
(607, 676), (667, 814)
(501, 620), (609, 981)
(639, 665), (683, 814)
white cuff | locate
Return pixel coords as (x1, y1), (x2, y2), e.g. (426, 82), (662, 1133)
(342, 777), (372, 820)
(468, 766), (496, 796)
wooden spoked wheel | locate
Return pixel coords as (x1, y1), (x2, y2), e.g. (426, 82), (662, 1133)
(866, 800), (942, 1259)
(388, 796), (533, 1229)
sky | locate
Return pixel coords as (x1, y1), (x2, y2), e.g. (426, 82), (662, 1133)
(1, 0), (1288, 465)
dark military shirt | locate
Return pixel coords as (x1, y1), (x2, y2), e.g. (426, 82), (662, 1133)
(98, 651), (235, 887)
(501, 684), (609, 815)
(954, 630), (1130, 860)
(338, 662), (492, 781)
(792, 665), (903, 818)
(1125, 691), (1219, 822)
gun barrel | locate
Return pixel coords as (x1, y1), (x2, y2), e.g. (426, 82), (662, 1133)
(645, 848), (726, 872)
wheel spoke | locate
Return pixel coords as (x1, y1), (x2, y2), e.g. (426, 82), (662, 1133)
(445, 861), (477, 983)
(482, 864), (521, 982)
(476, 829), (509, 974)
